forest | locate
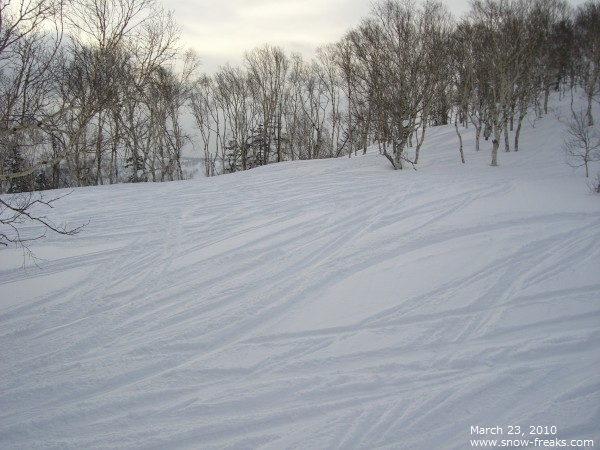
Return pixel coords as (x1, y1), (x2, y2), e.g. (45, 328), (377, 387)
(0, 0), (598, 192)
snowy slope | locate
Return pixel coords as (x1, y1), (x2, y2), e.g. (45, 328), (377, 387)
(1, 96), (599, 450)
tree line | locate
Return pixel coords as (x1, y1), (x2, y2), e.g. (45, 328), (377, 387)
(1, 0), (194, 194)
(1, 0), (599, 193)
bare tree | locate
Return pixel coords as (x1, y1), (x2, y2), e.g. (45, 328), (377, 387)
(316, 44), (344, 158)
(214, 65), (256, 172)
(189, 73), (220, 177)
(0, 0), (87, 252)
(282, 53), (306, 161)
(1, 0), (190, 251)
(563, 108), (600, 178)
(506, 0), (569, 153)
(342, 0), (450, 170)
(467, 0), (532, 165)
(0, 0), (63, 57)
(413, 0), (453, 163)
(450, 22), (471, 164)
(0, 0), (69, 190)
(534, 1), (573, 114)
(334, 34), (363, 157)
(297, 60), (331, 160)
(574, 0), (600, 127)
(57, 0), (183, 185)
(244, 45), (289, 165)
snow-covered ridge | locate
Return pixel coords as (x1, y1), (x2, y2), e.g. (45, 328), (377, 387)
(1, 95), (599, 449)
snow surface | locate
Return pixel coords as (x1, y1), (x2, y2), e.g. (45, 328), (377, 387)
(1, 96), (599, 449)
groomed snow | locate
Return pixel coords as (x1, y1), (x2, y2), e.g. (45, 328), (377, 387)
(1, 95), (599, 449)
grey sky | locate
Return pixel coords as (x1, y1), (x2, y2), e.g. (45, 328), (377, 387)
(170, 0), (581, 73)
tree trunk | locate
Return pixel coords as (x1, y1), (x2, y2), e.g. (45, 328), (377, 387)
(455, 115), (465, 164)
(475, 123), (482, 152)
(514, 106), (526, 152)
(503, 112), (510, 152)
(490, 107), (503, 166)
(587, 89), (595, 127)
(414, 122), (427, 164)
(95, 112), (104, 185)
(380, 140), (397, 170)
(393, 140), (403, 170)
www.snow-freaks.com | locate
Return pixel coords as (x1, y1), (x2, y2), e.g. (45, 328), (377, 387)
(469, 426), (594, 447)
(470, 438), (594, 447)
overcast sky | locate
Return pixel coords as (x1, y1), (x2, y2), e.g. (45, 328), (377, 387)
(170, 0), (470, 72)
(170, 0), (582, 74)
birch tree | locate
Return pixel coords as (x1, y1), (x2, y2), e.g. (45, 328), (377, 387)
(574, 0), (600, 127)
(0, 0), (85, 251)
(244, 45), (289, 165)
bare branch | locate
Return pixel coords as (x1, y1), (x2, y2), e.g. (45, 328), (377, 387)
(0, 191), (87, 249)
(563, 108), (600, 178)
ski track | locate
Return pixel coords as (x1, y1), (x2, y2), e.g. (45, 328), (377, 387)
(1, 99), (600, 449)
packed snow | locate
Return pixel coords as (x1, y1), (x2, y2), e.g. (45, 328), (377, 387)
(1, 95), (599, 449)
